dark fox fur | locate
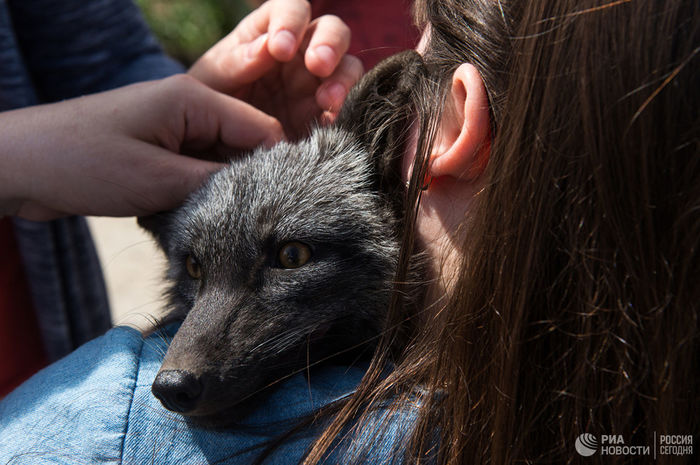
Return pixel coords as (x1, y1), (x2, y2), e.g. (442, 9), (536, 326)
(140, 51), (426, 425)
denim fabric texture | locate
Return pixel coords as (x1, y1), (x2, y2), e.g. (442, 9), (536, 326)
(0, 326), (381, 464)
(0, 0), (183, 362)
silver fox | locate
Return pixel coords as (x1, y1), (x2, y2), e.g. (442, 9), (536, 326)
(140, 51), (426, 425)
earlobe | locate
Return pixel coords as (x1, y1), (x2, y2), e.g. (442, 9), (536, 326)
(429, 63), (491, 181)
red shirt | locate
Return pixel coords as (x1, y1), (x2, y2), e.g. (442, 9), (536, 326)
(0, 217), (47, 397)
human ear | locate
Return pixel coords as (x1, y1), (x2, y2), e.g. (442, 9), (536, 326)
(429, 63), (491, 180)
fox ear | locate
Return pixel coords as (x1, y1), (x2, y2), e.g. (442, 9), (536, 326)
(335, 50), (424, 132)
(334, 50), (426, 202)
(137, 212), (173, 252)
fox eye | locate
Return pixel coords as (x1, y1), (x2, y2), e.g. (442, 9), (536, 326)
(185, 255), (202, 279)
(278, 242), (311, 269)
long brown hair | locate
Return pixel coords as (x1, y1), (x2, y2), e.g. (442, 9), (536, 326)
(306, 0), (699, 463)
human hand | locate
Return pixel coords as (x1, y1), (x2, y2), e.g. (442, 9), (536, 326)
(188, 0), (364, 139)
(0, 75), (283, 221)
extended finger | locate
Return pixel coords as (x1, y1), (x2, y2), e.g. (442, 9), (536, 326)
(189, 32), (276, 94)
(188, 0), (311, 92)
(267, 0), (312, 62)
(303, 15), (352, 78)
(216, 0), (307, 46)
(315, 55), (364, 113)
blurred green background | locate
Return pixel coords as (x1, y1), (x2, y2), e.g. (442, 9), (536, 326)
(135, 0), (252, 66)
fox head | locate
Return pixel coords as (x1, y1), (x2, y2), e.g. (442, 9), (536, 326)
(140, 51), (426, 424)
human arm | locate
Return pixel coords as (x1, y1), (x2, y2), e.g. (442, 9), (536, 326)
(0, 75), (283, 221)
(10, 0), (362, 139)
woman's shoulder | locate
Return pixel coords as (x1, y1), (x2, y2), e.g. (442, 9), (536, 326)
(0, 326), (146, 463)
(0, 325), (377, 464)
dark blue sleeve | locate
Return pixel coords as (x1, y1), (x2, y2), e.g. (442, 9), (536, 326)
(7, 0), (184, 101)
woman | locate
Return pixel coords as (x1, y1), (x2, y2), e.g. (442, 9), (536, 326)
(2, 0), (698, 464)
(311, 0), (698, 463)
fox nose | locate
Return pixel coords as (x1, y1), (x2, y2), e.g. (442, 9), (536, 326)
(152, 369), (202, 413)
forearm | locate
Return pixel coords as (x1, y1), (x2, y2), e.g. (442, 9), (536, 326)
(0, 77), (282, 221)
(0, 107), (39, 216)
(0, 102), (84, 218)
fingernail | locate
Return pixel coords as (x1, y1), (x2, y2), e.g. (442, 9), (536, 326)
(271, 30), (296, 59)
(311, 45), (337, 68)
(247, 33), (268, 60)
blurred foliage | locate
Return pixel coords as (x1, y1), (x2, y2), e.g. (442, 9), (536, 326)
(135, 0), (251, 66)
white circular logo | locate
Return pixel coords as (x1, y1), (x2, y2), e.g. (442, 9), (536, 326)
(575, 433), (598, 456)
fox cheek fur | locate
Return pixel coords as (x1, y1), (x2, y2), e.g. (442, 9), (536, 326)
(139, 51), (427, 424)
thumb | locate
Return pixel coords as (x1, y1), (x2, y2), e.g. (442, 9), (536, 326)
(174, 77), (285, 151)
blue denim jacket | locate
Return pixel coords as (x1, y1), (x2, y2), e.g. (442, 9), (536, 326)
(0, 326), (414, 464)
(0, 0), (183, 361)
